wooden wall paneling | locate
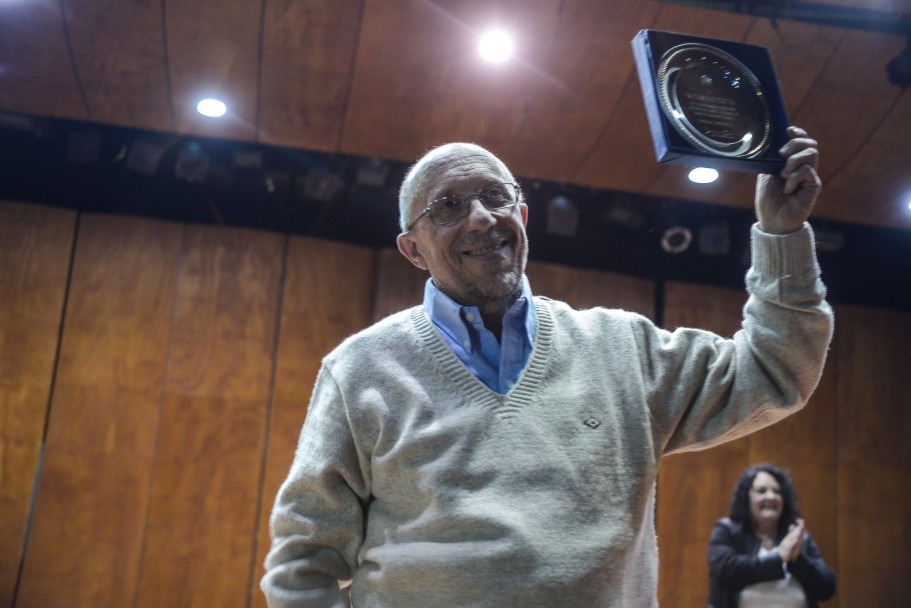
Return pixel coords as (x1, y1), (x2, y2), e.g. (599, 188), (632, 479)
(824, 88), (911, 229)
(0, 2), (85, 119)
(63, 0), (171, 131)
(250, 237), (377, 608)
(657, 281), (751, 608)
(526, 259), (654, 317)
(339, 0), (449, 160)
(134, 225), (284, 608)
(835, 304), (911, 606)
(487, 0), (660, 184)
(792, 29), (907, 229)
(0, 202), (75, 608)
(15, 214), (181, 608)
(568, 47), (657, 194)
(419, 0), (560, 153)
(258, 0), (363, 150)
(342, 0), (561, 163)
(164, 0), (262, 141)
(372, 248), (426, 321)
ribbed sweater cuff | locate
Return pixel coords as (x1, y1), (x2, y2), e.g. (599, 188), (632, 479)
(750, 222), (820, 282)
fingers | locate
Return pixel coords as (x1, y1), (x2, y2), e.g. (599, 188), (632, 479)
(790, 519), (806, 557)
(779, 128), (819, 171)
(783, 163), (821, 196)
(782, 126), (816, 148)
(785, 125), (811, 141)
(780, 521), (805, 563)
(787, 519), (805, 534)
(784, 520), (805, 543)
(779, 127), (821, 195)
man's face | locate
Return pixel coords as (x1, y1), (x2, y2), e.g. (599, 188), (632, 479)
(396, 148), (528, 311)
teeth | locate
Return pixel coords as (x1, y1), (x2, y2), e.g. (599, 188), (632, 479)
(466, 242), (504, 256)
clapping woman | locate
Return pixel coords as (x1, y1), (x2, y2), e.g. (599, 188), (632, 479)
(707, 463), (836, 608)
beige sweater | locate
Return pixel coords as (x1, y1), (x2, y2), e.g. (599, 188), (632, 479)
(263, 224), (833, 608)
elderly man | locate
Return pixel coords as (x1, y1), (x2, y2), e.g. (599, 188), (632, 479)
(261, 126), (833, 607)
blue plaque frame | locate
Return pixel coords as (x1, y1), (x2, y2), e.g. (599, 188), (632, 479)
(632, 29), (790, 174)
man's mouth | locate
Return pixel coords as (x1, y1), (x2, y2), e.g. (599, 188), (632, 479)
(464, 240), (507, 256)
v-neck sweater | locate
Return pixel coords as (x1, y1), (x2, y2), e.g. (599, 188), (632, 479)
(263, 225), (833, 608)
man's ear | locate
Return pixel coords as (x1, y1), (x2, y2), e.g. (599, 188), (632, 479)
(396, 233), (429, 271)
(519, 202), (528, 226)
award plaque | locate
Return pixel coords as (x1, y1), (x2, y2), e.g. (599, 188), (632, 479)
(632, 30), (790, 174)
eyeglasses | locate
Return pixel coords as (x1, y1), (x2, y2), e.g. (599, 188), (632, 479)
(405, 182), (521, 231)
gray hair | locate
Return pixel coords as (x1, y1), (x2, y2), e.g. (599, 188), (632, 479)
(398, 142), (517, 232)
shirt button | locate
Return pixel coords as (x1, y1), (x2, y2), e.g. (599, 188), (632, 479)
(465, 312), (475, 322)
(463, 339), (471, 349)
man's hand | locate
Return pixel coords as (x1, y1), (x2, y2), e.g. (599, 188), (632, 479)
(755, 126), (821, 235)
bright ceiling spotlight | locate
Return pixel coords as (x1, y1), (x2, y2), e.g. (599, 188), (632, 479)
(478, 29), (514, 63)
(688, 167), (719, 184)
(197, 98), (227, 118)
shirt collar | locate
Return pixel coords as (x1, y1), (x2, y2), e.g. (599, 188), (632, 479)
(423, 275), (535, 346)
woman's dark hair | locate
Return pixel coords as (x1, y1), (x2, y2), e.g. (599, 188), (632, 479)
(729, 462), (801, 538)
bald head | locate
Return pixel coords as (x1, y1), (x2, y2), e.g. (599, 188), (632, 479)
(398, 142), (517, 232)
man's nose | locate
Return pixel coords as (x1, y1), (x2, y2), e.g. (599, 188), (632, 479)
(464, 197), (496, 229)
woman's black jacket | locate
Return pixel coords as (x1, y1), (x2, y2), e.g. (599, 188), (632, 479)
(707, 517), (836, 608)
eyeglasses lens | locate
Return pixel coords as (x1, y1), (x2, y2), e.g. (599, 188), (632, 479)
(430, 183), (517, 225)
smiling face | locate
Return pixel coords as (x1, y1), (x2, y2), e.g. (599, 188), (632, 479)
(396, 143), (528, 315)
(749, 471), (784, 530)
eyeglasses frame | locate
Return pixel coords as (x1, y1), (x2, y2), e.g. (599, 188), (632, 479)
(404, 182), (522, 232)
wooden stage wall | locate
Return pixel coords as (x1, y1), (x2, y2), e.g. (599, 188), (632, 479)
(2, 200), (909, 607)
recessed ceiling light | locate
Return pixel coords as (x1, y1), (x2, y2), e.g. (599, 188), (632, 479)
(688, 167), (719, 184)
(478, 29), (514, 64)
(197, 98), (227, 118)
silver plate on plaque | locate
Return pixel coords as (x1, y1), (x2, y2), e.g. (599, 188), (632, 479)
(656, 43), (771, 159)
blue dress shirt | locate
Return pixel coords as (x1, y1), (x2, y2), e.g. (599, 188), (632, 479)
(423, 275), (536, 394)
